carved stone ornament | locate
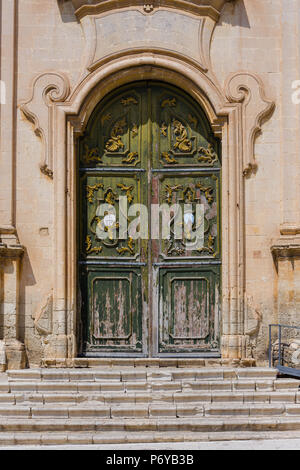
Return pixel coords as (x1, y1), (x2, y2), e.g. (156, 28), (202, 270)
(34, 292), (53, 336)
(225, 72), (275, 177)
(143, 4), (154, 13)
(20, 73), (70, 179)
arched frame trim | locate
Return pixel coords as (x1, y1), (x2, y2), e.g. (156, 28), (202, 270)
(20, 51), (275, 360)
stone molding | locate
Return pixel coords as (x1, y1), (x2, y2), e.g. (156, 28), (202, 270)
(280, 224), (300, 236)
(70, 0), (234, 21)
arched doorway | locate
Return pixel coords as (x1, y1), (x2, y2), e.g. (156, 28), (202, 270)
(78, 81), (221, 357)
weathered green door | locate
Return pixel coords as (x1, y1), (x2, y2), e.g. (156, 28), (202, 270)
(79, 82), (221, 357)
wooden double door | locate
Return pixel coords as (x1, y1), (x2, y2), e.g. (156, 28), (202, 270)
(79, 82), (221, 357)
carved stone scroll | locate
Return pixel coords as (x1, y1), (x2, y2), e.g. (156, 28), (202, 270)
(20, 73), (70, 179)
(225, 72), (275, 177)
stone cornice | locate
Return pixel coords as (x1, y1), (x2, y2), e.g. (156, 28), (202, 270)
(271, 238), (300, 267)
(0, 244), (24, 260)
(71, 0), (234, 21)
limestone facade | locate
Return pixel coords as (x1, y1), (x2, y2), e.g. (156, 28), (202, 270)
(0, 0), (299, 369)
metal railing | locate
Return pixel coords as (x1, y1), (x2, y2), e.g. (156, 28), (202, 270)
(269, 324), (300, 378)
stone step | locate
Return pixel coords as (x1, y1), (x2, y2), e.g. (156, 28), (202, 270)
(0, 403), (300, 419)
(6, 367), (278, 382)
(2, 429), (300, 446)
(7, 378), (292, 392)
(2, 380), (298, 396)
(41, 358), (257, 369)
(0, 366), (299, 446)
(0, 417), (300, 433)
(0, 390), (299, 405)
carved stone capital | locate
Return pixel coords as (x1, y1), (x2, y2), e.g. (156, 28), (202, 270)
(20, 72), (70, 179)
(225, 72), (275, 177)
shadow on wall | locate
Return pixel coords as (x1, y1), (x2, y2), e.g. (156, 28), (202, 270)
(220, 0), (250, 28)
(57, 0), (77, 23)
(19, 248), (36, 344)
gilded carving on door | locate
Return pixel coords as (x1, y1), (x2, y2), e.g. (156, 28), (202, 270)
(79, 82), (221, 356)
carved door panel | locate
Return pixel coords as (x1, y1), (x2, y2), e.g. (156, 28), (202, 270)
(79, 82), (221, 356)
(79, 85), (148, 356)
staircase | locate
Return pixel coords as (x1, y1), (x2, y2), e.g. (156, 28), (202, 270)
(0, 362), (299, 446)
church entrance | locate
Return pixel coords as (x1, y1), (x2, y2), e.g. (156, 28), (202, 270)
(79, 82), (221, 357)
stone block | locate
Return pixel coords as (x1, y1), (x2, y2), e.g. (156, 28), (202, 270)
(15, 394), (43, 404)
(94, 371), (121, 381)
(41, 434), (69, 445)
(68, 407), (110, 418)
(77, 383), (101, 393)
(274, 379), (300, 391)
(285, 405), (300, 415)
(0, 407), (30, 418)
(31, 407), (69, 418)
(68, 371), (95, 382)
(134, 359), (160, 368)
(255, 380), (274, 391)
(233, 380), (256, 391)
(147, 371), (172, 381)
(43, 394), (77, 404)
(123, 382), (148, 392)
(121, 371), (147, 382)
(99, 383), (123, 392)
(10, 383), (37, 393)
(206, 404), (249, 417)
(176, 406), (204, 417)
(173, 393), (211, 403)
(67, 434), (94, 445)
(249, 404), (285, 416)
(37, 383), (78, 393)
(270, 392), (297, 403)
(151, 382), (182, 392)
(111, 406), (149, 418)
(212, 393), (244, 403)
(0, 394), (15, 404)
(149, 405), (177, 418)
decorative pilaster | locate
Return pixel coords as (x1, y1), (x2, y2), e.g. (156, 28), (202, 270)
(0, 0), (26, 370)
(271, 238), (300, 331)
(280, 0), (300, 234)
